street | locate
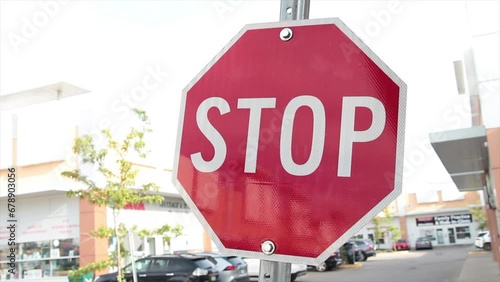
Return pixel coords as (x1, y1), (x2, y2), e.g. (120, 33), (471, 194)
(300, 245), (473, 282)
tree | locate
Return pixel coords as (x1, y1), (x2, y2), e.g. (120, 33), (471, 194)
(62, 109), (182, 281)
(470, 205), (488, 231)
(371, 206), (399, 249)
(387, 225), (402, 251)
(371, 215), (385, 247)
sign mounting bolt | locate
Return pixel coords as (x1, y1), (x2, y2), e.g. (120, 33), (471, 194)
(280, 28), (293, 41)
(261, 240), (276, 255)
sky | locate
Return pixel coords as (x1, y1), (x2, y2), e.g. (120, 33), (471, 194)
(1, 0), (499, 195)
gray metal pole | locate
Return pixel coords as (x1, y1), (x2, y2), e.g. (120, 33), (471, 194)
(279, 0), (310, 21)
(128, 229), (138, 282)
(259, 260), (291, 282)
(258, 1), (311, 282)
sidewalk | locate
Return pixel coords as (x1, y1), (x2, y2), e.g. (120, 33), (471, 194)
(457, 250), (500, 282)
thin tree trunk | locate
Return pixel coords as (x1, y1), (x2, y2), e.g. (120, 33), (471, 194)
(114, 208), (123, 282)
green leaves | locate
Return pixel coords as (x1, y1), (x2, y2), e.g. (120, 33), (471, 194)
(63, 109), (160, 209)
(370, 206), (398, 248)
(68, 259), (114, 279)
(135, 224), (184, 244)
(470, 205), (487, 231)
(61, 109), (183, 281)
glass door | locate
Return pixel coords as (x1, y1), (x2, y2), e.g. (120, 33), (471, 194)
(448, 228), (456, 244)
(437, 229), (445, 244)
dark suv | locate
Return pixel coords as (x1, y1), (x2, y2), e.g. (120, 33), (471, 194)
(94, 255), (219, 282)
(308, 249), (342, 272)
(349, 239), (376, 261)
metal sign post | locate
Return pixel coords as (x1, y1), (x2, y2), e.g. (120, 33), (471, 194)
(258, 1), (310, 281)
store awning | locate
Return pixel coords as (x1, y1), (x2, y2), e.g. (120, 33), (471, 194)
(0, 82), (89, 111)
(429, 126), (489, 192)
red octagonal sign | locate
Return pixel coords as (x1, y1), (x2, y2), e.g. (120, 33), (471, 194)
(173, 18), (406, 264)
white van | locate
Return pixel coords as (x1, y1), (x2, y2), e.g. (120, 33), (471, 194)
(474, 231), (491, 250)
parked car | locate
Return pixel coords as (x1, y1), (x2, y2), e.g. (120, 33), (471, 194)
(393, 239), (411, 251)
(475, 231), (491, 250)
(243, 258), (307, 282)
(94, 255), (219, 282)
(194, 252), (250, 282)
(349, 239), (376, 261)
(341, 241), (364, 264)
(415, 237), (433, 250)
(308, 249), (342, 272)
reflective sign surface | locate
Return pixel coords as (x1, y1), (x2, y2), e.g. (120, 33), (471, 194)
(173, 18), (406, 264)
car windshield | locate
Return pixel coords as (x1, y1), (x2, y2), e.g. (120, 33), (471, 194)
(417, 237), (428, 241)
(397, 239), (407, 243)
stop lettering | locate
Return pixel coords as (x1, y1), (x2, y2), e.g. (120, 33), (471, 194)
(192, 95), (386, 178)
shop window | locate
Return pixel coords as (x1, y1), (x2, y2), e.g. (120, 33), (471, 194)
(456, 226), (471, 239)
(419, 229), (436, 240)
(352, 234), (364, 239)
(0, 238), (79, 280)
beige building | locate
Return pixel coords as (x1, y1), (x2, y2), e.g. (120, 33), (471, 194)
(0, 84), (209, 281)
(355, 190), (484, 250)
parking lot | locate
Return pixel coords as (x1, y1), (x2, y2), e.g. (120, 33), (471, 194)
(299, 245), (485, 282)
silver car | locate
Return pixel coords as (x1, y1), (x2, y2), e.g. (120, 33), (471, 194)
(415, 237), (433, 250)
(196, 253), (250, 282)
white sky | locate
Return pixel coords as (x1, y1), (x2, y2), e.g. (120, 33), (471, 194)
(1, 0), (499, 194)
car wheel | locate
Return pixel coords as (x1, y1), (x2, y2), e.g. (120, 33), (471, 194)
(484, 243), (491, 251)
(316, 262), (327, 272)
(358, 252), (366, 261)
(290, 274), (297, 282)
(315, 262), (328, 272)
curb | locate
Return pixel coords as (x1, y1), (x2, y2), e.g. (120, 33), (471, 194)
(339, 263), (363, 269)
(468, 250), (489, 255)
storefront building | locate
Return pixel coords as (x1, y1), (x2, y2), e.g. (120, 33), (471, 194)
(354, 190), (484, 250)
(0, 193), (80, 280)
(402, 190), (484, 248)
(407, 212), (477, 246)
(0, 84), (208, 281)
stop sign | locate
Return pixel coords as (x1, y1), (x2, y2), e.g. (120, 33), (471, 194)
(173, 18), (406, 264)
